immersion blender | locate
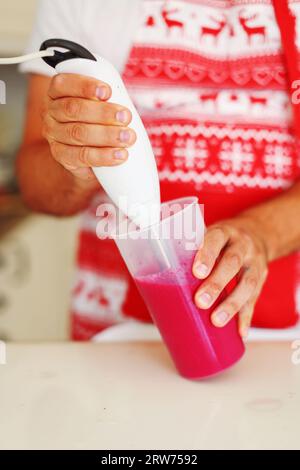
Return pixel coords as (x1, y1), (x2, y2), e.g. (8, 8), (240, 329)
(0, 38), (161, 229)
(40, 39), (162, 228)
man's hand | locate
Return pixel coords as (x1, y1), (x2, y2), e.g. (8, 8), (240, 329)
(43, 73), (136, 183)
(192, 217), (269, 338)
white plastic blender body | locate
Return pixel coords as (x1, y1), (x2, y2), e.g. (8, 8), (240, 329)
(55, 57), (161, 228)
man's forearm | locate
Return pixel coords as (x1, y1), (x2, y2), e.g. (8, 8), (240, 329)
(239, 181), (300, 262)
(16, 140), (98, 216)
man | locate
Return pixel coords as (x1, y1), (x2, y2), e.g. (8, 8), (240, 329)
(17, 0), (300, 340)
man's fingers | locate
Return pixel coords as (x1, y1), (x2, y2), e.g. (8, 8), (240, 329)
(48, 74), (111, 101)
(195, 244), (246, 309)
(48, 98), (132, 126)
(43, 115), (136, 148)
(237, 275), (267, 338)
(238, 300), (256, 339)
(209, 268), (258, 327)
(193, 226), (229, 280)
(49, 140), (128, 168)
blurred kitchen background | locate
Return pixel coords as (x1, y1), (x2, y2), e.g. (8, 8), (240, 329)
(0, 0), (78, 341)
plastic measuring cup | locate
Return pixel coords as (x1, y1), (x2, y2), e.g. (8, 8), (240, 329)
(113, 197), (245, 379)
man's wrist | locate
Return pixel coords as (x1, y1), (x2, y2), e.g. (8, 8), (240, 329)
(237, 209), (279, 263)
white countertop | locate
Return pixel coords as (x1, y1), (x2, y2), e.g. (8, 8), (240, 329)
(0, 341), (299, 450)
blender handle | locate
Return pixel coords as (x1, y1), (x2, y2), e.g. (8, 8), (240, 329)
(40, 39), (161, 229)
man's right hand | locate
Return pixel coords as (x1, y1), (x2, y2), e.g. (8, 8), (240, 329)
(43, 73), (137, 184)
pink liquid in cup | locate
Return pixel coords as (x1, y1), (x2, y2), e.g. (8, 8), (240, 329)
(135, 261), (245, 379)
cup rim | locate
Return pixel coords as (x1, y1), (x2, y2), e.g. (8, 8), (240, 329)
(112, 196), (199, 239)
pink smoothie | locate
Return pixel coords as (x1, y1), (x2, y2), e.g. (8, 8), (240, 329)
(135, 264), (245, 379)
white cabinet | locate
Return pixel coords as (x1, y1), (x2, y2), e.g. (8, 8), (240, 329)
(0, 215), (79, 341)
(0, 0), (38, 55)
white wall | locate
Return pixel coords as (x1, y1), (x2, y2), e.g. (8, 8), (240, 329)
(0, 0), (38, 55)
